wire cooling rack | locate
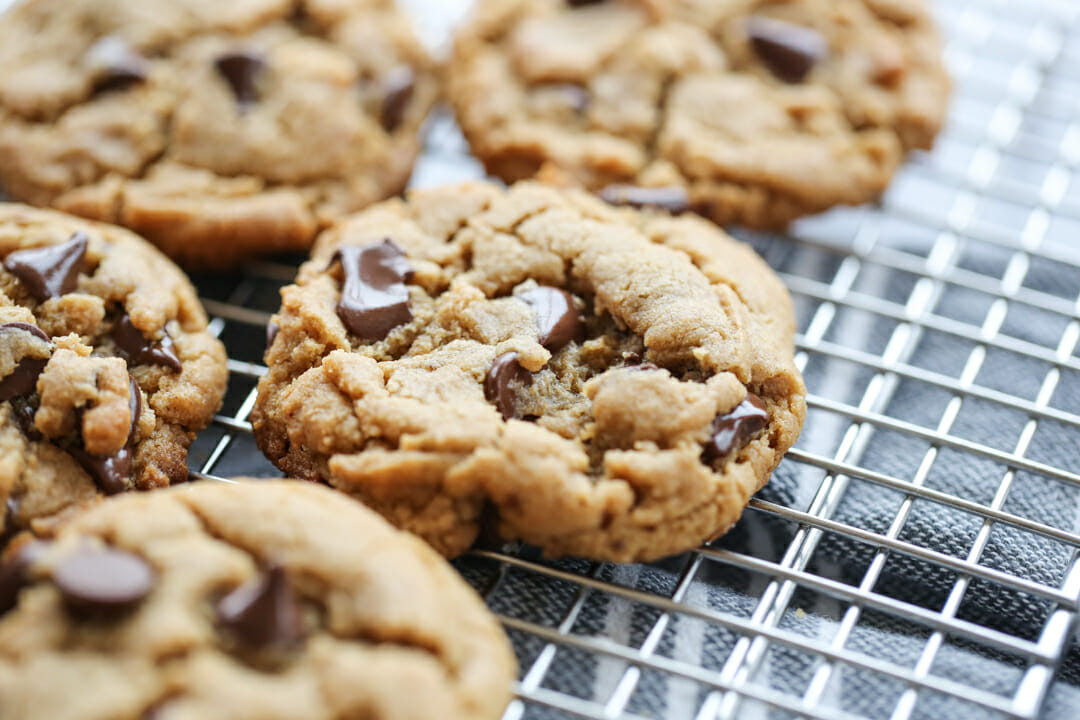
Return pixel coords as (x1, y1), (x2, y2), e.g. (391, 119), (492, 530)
(130, 0), (1080, 718)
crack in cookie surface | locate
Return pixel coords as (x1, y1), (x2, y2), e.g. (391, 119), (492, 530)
(253, 181), (806, 561)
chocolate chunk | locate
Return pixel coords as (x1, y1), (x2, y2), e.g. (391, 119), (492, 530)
(215, 51), (264, 106)
(485, 352), (532, 420)
(70, 375), (141, 495)
(0, 541), (49, 616)
(568, 0), (605, 6)
(3, 232), (88, 302)
(0, 497), (19, 547)
(0, 322), (52, 403)
(0, 356), (45, 405)
(266, 320), (280, 350)
(86, 36), (150, 95)
(217, 566), (305, 651)
(746, 16), (827, 84)
(53, 545), (154, 614)
(111, 315), (182, 372)
(516, 287), (584, 352)
(599, 185), (690, 214)
(0, 322), (49, 344)
(332, 239), (414, 341)
(380, 67), (415, 132)
(11, 399), (41, 440)
(702, 393), (769, 464)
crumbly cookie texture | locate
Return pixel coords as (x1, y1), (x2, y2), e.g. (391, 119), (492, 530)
(252, 181), (806, 561)
(0, 0), (438, 268)
(449, 0), (949, 228)
(0, 480), (516, 720)
(0, 204), (228, 544)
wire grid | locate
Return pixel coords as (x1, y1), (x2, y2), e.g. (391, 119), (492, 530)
(180, 0), (1080, 718)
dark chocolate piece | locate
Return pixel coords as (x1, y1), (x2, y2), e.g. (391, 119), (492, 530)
(0, 541), (49, 616)
(53, 545), (154, 614)
(217, 565), (305, 651)
(568, 0), (605, 6)
(485, 352), (532, 420)
(3, 232), (88, 302)
(86, 36), (150, 95)
(746, 16), (827, 84)
(215, 51), (265, 106)
(380, 67), (415, 132)
(516, 287), (584, 352)
(69, 375), (141, 495)
(599, 185), (690, 214)
(0, 322), (52, 403)
(332, 239), (414, 341)
(111, 315), (181, 372)
(702, 393), (769, 464)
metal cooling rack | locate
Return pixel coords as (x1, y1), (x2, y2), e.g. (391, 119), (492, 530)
(176, 0), (1079, 718)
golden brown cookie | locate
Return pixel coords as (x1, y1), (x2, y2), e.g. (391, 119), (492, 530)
(0, 204), (228, 545)
(0, 479), (516, 720)
(0, 0), (439, 267)
(252, 181), (806, 561)
(449, 0), (949, 228)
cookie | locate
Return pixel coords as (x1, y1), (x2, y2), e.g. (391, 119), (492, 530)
(251, 181), (806, 561)
(0, 479), (516, 720)
(0, 204), (228, 545)
(449, 0), (949, 228)
(0, 0), (438, 268)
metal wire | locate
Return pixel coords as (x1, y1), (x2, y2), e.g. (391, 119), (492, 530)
(185, 0), (1080, 718)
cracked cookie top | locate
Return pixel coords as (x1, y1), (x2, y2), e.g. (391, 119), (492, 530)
(0, 479), (515, 720)
(449, 0), (949, 228)
(252, 181), (806, 561)
(0, 0), (438, 267)
(0, 204), (228, 545)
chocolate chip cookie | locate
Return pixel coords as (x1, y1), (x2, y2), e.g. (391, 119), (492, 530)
(252, 181), (806, 561)
(449, 0), (949, 228)
(0, 204), (228, 544)
(0, 0), (438, 268)
(0, 479), (516, 720)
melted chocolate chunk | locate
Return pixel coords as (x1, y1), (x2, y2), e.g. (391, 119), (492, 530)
(599, 185), (690, 214)
(702, 393), (769, 464)
(332, 239), (415, 341)
(746, 16), (827, 84)
(215, 51), (265, 106)
(111, 315), (182, 372)
(516, 287), (585, 352)
(11, 399), (40, 440)
(3, 232), (88, 302)
(86, 36), (150, 95)
(0, 541), (49, 616)
(568, 0), (605, 6)
(0, 497), (19, 547)
(53, 545), (154, 614)
(70, 375), (141, 495)
(380, 67), (415, 132)
(485, 352), (532, 420)
(217, 566), (305, 651)
(0, 322), (52, 404)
